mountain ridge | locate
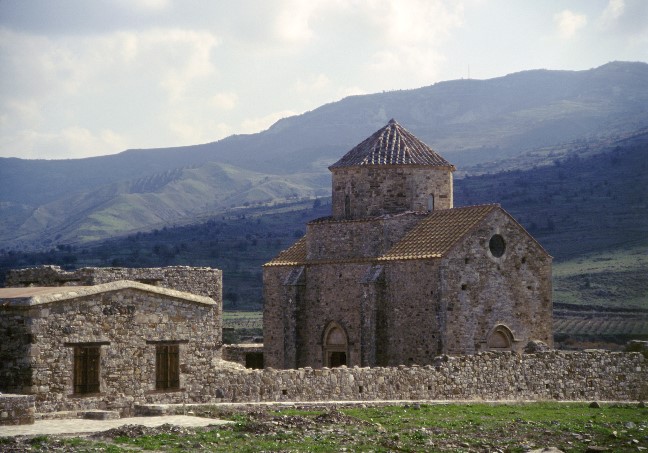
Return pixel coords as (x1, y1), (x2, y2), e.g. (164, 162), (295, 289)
(1, 61), (647, 249)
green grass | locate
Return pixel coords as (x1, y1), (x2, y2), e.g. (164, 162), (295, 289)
(553, 246), (648, 310)
(14, 402), (646, 452)
(223, 311), (263, 328)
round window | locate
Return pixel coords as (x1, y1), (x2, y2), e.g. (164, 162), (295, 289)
(489, 234), (506, 257)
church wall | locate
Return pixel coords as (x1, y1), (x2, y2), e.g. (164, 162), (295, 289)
(380, 260), (442, 366)
(331, 166), (453, 219)
(306, 214), (424, 261)
(263, 263), (371, 369)
(295, 263), (367, 368)
(262, 266), (291, 369)
(441, 211), (553, 355)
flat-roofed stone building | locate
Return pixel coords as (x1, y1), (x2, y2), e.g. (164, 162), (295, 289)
(263, 120), (552, 369)
(0, 280), (221, 415)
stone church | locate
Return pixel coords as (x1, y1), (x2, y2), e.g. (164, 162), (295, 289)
(263, 120), (552, 369)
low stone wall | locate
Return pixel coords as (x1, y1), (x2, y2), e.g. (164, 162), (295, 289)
(3, 350), (646, 423)
(0, 394), (35, 425)
(207, 350), (646, 403)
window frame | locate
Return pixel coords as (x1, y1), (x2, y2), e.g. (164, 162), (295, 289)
(65, 341), (109, 396)
(155, 343), (180, 390)
(146, 340), (187, 391)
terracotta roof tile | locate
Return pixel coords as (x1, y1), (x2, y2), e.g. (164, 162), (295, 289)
(329, 119), (454, 169)
(264, 236), (307, 266)
(378, 205), (498, 261)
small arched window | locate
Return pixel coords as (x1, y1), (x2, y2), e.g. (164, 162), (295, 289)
(427, 194), (435, 211)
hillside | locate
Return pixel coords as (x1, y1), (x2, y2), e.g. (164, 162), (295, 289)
(1, 62), (647, 249)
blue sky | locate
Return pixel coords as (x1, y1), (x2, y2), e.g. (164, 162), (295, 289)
(1, 0), (647, 159)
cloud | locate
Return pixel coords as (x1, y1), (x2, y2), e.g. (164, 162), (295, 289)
(362, 0), (464, 84)
(115, 0), (171, 12)
(554, 10), (588, 39)
(273, 0), (319, 44)
(294, 74), (331, 94)
(599, 0), (648, 36)
(601, 0), (625, 25)
(0, 27), (221, 158)
(211, 92), (239, 110)
(3, 127), (127, 160)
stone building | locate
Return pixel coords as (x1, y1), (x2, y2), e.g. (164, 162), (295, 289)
(263, 120), (552, 369)
(0, 280), (221, 415)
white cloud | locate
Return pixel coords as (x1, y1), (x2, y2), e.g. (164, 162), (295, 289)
(598, 0), (648, 36)
(0, 27), (221, 158)
(368, 0), (464, 45)
(211, 92), (239, 110)
(554, 10), (588, 39)
(294, 74), (331, 94)
(273, 1), (318, 44)
(601, 0), (625, 26)
(3, 127), (128, 160)
(362, 0), (464, 84)
(114, 0), (171, 13)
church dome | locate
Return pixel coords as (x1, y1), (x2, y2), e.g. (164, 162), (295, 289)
(329, 119), (454, 169)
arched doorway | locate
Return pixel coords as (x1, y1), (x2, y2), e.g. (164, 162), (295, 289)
(487, 325), (514, 350)
(323, 322), (348, 367)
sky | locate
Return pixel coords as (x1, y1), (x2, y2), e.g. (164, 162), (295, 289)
(1, 0), (647, 160)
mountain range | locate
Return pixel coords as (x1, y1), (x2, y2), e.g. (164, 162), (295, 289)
(1, 61), (647, 249)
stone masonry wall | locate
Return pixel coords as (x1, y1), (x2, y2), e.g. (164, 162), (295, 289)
(6, 265), (222, 301)
(441, 210), (553, 354)
(222, 344), (264, 368)
(331, 166), (453, 220)
(306, 213), (423, 261)
(204, 350), (647, 404)
(0, 394), (35, 425)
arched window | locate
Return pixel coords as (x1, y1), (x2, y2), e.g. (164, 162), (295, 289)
(427, 194), (435, 211)
(323, 322), (348, 367)
(487, 325), (514, 350)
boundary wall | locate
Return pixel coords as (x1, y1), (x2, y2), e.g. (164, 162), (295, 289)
(3, 350), (647, 424)
(159, 350), (647, 405)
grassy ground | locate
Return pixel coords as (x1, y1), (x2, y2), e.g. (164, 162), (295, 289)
(553, 246), (648, 310)
(222, 311), (263, 344)
(2, 402), (646, 452)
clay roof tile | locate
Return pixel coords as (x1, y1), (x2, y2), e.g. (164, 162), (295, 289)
(329, 119), (454, 169)
(378, 204), (498, 261)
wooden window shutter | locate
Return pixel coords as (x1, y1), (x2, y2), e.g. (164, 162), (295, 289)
(168, 344), (179, 389)
(156, 344), (180, 390)
(74, 346), (100, 394)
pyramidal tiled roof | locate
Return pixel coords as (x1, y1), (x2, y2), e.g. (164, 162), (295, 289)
(378, 205), (498, 261)
(329, 119), (454, 169)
